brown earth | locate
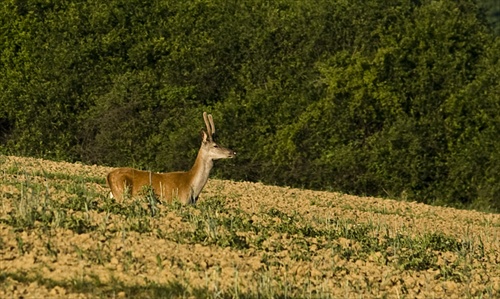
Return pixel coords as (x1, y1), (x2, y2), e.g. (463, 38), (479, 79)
(1, 155), (499, 298)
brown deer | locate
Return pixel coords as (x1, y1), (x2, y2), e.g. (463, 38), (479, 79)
(106, 112), (235, 204)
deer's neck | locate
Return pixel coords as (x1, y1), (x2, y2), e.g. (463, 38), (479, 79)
(187, 149), (213, 200)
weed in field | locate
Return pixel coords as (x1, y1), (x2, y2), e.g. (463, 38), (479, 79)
(45, 240), (59, 259)
(15, 235), (25, 255)
(73, 244), (84, 260)
(156, 196), (482, 278)
(1, 269), (216, 298)
(2, 164), (105, 186)
(139, 185), (161, 217)
(63, 190), (99, 212)
(130, 218), (152, 234)
(0, 168), (102, 235)
(5, 172), (46, 229)
(86, 243), (111, 265)
(64, 214), (95, 234)
(155, 254), (164, 271)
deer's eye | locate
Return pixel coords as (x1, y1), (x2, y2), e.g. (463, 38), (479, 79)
(213, 144), (219, 148)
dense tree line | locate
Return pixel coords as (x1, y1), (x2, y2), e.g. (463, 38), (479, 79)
(1, 0), (499, 211)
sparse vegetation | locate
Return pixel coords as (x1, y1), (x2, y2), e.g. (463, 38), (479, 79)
(1, 156), (499, 298)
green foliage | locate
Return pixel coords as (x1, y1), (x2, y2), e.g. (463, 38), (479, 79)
(479, 0), (500, 35)
(0, 0), (499, 211)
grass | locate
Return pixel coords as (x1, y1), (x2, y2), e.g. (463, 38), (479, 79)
(2, 270), (298, 299)
(0, 157), (499, 298)
(157, 199), (483, 274)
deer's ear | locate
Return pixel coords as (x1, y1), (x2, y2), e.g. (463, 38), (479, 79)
(200, 130), (208, 142)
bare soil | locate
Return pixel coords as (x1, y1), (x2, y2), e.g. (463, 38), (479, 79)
(1, 155), (499, 298)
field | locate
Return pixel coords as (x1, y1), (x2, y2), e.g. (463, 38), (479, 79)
(1, 155), (499, 298)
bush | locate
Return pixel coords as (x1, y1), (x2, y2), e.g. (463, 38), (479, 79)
(1, 0), (499, 211)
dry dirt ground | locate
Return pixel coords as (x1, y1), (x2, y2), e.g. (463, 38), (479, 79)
(1, 155), (499, 298)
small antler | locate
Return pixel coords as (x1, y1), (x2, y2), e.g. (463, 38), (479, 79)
(208, 114), (215, 135)
(203, 112), (214, 140)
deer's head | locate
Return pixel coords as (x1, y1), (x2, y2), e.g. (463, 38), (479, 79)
(201, 112), (236, 160)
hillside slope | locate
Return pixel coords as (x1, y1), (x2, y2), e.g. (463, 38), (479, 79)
(1, 155), (499, 298)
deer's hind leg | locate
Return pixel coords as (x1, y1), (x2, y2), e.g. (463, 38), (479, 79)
(107, 172), (133, 201)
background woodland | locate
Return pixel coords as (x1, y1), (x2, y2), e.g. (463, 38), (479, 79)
(1, 0), (500, 211)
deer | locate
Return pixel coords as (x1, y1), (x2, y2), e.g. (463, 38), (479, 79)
(106, 112), (235, 204)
